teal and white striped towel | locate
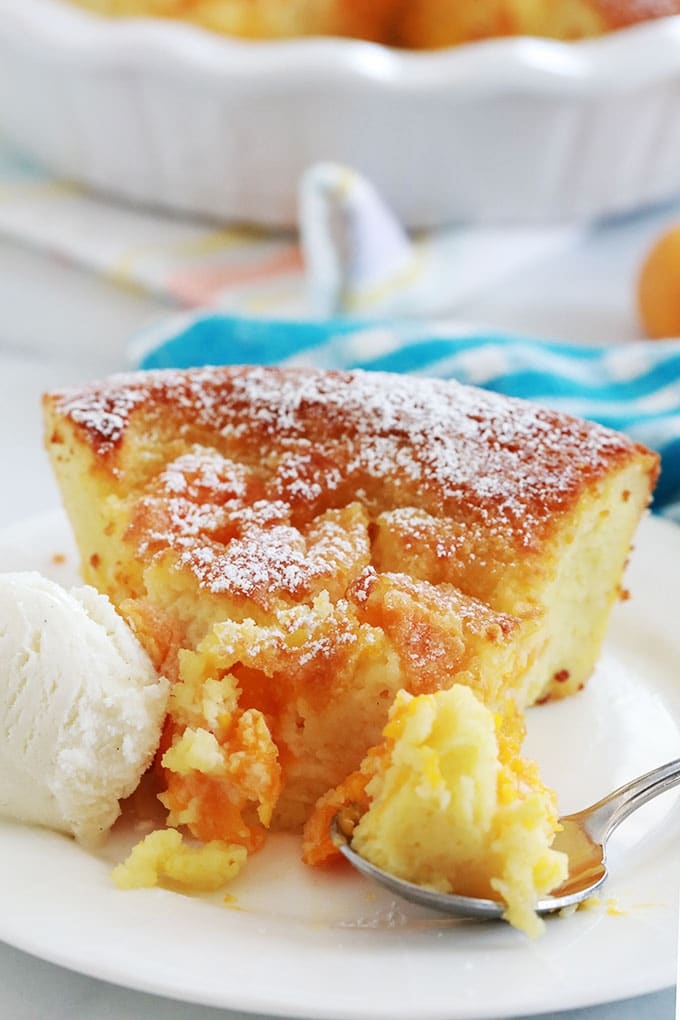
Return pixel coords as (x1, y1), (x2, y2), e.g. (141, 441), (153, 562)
(133, 314), (680, 522)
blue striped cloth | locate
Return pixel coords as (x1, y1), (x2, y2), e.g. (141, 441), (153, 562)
(133, 314), (680, 522)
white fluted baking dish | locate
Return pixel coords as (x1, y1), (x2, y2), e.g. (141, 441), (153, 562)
(2, 0), (680, 227)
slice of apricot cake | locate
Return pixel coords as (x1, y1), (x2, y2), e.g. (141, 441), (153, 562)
(42, 365), (658, 883)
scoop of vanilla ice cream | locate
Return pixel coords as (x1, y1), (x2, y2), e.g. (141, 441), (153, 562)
(0, 572), (168, 845)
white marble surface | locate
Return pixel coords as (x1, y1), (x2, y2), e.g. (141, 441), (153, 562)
(0, 214), (677, 1020)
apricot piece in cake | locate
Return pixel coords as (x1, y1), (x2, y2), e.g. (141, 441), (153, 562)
(113, 828), (247, 891)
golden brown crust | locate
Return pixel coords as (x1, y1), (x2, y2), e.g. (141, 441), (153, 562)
(43, 365), (656, 582)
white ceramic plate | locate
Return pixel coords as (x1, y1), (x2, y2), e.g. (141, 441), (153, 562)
(2, 0), (680, 226)
(0, 508), (678, 1020)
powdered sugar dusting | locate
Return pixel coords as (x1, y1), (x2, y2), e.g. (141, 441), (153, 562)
(49, 365), (647, 600)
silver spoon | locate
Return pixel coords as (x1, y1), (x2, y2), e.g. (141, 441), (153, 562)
(331, 757), (680, 920)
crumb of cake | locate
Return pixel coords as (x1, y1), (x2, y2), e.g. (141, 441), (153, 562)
(51, 552), (66, 565)
(564, 895), (626, 918)
(113, 828), (247, 891)
(565, 895), (638, 918)
(223, 892), (243, 909)
(578, 895), (601, 911)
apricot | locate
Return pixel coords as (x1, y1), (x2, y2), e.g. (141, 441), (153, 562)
(638, 225), (680, 339)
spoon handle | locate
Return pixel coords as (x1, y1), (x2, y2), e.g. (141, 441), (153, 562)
(575, 757), (680, 844)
